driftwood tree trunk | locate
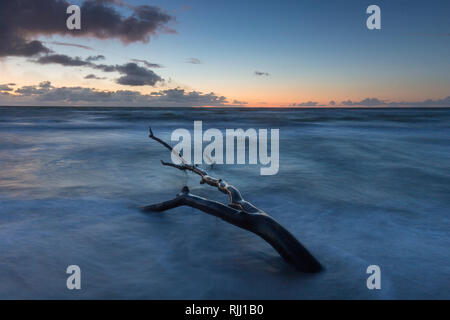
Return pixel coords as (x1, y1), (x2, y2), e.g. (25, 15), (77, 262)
(145, 128), (322, 273)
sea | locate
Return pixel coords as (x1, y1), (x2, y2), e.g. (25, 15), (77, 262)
(0, 106), (449, 299)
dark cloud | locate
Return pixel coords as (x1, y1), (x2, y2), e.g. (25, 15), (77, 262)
(34, 53), (163, 86)
(341, 97), (450, 107)
(2, 82), (449, 108)
(254, 71), (270, 76)
(286, 96), (450, 108)
(424, 96), (450, 106)
(84, 74), (106, 80)
(86, 55), (106, 62)
(0, 0), (174, 57)
(0, 39), (51, 57)
(186, 58), (202, 64)
(48, 41), (94, 50)
(93, 63), (118, 72)
(15, 82), (53, 96)
(39, 81), (52, 88)
(0, 84), (14, 92)
(149, 88), (227, 105)
(341, 98), (385, 106)
(131, 59), (162, 68)
(80, 2), (175, 42)
(389, 96), (450, 108)
(35, 54), (92, 66)
(115, 63), (162, 86)
(1, 82), (228, 107)
(291, 101), (321, 107)
(232, 100), (248, 105)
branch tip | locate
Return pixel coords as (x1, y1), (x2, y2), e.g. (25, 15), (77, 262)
(181, 186), (190, 193)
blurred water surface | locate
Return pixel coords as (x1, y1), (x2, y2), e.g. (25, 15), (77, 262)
(0, 107), (449, 299)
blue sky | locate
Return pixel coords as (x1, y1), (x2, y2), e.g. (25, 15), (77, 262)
(0, 0), (449, 106)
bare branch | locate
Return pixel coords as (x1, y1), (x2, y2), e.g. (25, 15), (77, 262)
(149, 127), (186, 165)
(146, 127), (323, 272)
(149, 127), (245, 208)
(143, 187), (322, 273)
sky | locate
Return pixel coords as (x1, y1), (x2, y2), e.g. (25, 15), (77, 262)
(0, 0), (449, 107)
